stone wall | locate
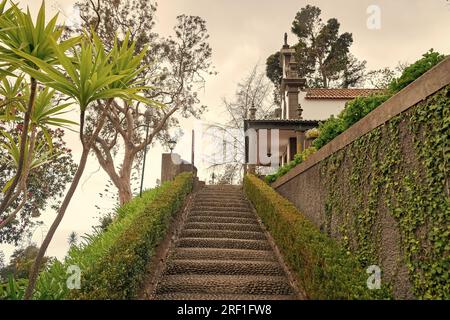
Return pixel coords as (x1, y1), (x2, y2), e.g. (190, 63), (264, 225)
(272, 57), (450, 299)
(161, 153), (197, 183)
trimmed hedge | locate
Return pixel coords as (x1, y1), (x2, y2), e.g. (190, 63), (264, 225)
(244, 174), (391, 299)
(35, 172), (193, 300)
(74, 172), (193, 299)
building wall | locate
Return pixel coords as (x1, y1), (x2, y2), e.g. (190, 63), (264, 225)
(298, 92), (349, 121)
(272, 57), (450, 299)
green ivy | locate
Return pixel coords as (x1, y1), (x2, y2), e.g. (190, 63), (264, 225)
(319, 86), (450, 299)
(244, 174), (391, 300)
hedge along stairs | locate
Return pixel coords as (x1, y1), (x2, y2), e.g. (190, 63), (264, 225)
(152, 185), (299, 300)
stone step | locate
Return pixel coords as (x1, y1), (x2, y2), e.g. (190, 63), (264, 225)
(181, 229), (266, 240)
(156, 275), (294, 295)
(184, 222), (262, 232)
(193, 201), (250, 208)
(200, 186), (243, 193)
(155, 293), (295, 300)
(201, 186), (242, 190)
(170, 248), (276, 261)
(186, 216), (257, 225)
(195, 195), (247, 201)
(164, 260), (284, 276)
(176, 238), (272, 251)
(197, 191), (244, 197)
(191, 206), (251, 212)
(189, 211), (254, 219)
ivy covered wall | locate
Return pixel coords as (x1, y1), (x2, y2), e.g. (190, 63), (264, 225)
(275, 85), (449, 299)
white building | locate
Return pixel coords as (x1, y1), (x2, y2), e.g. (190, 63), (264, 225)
(244, 38), (382, 171)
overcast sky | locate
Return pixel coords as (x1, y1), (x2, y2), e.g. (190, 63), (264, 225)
(1, 0), (450, 261)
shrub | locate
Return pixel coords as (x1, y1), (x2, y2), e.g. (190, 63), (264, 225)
(244, 174), (391, 299)
(389, 50), (445, 93)
(0, 276), (27, 300)
(74, 172), (193, 299)
(313, 49), (444, 151)
(265, 147), (316, 184)
(305, 128), (320, 139)
(340, 94), (391, 130)
(312, 115), (346, 149)
(34, 172), (193, 300)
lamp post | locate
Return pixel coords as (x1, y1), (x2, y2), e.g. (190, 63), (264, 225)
(168, 138), (177, 153)
(139, 108), (153, 197)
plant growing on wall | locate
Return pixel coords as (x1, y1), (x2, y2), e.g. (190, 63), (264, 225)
(266, 50), (446, 191)
(313, 49), (445, 150)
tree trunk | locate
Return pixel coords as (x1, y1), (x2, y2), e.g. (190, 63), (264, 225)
(118, 179), (133, 205)
(118, 148), (135, 205)
(23, 145), (90, 299)
(0, 77), (37, 216)
(23, 104), (110, 300)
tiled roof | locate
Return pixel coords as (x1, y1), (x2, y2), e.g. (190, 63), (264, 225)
(246, 119), (319, 124)
(305, 88), (384, 99)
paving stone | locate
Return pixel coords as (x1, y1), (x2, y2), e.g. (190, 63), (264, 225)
(189, 210), (255, 219)
(177, 238), (272, 251)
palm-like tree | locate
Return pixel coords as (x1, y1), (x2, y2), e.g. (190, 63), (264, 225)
(19, 28), (155, 300)
(67, 232), (78, 247)
(0, 85), (77, 230)
(0, 1), (78, 218)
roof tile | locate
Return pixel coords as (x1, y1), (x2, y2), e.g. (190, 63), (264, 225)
(305, 88), (384, 99)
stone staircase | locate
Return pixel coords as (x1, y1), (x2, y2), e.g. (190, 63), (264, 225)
(153, 185), (298, 300)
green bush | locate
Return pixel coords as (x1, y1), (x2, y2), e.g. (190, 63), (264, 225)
(313, 49), (444, 151)
(34, 172), (193, 300)
(312, 115), (346, 150)
(244, 174), (391, 299)
(0, 276), (27, 300)
(340, 94), (391, 130)
(389, 50), (445, 93)
(265, 147), (316, 184)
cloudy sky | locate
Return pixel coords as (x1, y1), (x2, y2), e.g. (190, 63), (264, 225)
(2, 0), (450, 261)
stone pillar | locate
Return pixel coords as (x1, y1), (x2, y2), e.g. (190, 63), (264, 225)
(279, 41), (305, 120)
(296, 131), (305, 153)
(161, 153), (196, 183)
(161, 153), (178, 183)
(287, 85), (300, 119)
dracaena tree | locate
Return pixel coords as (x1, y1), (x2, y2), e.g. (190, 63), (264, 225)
(0, 80), (78, 223)
(0, 0), (78, 219)
(13, 25), (155, 299)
